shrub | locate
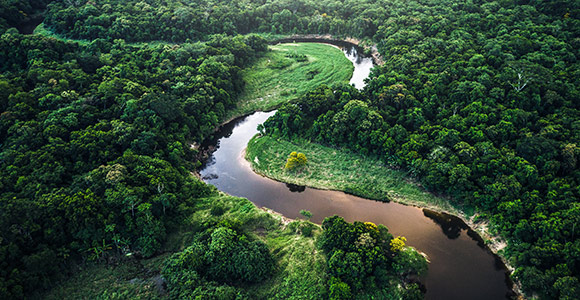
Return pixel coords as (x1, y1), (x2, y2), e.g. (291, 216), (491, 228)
(163, 226), (275, 291)
(285, 151), (307, 170)
(210, 203), (226, 216)
(329, 277), (352, 300)
(390, 236), (407, 252)
(300, 209), (313, 220)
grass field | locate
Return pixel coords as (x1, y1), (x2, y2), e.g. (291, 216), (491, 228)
(246, 135), (465, 215)
(228, 43), (353, 119)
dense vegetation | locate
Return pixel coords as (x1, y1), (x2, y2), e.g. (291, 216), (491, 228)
(42, 0), (392, 42)
(263, 79), (578, 298)
(162, 226), (275, 299)
(0, 0), (51, 32)
(1, 0), (579, 298)
(42, 194), (323, 299)
(0, 27), (268, 297)
(319, 216), (427, 299)
(0, 2), (424, 299)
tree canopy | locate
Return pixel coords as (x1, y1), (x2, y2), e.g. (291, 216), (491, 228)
(1, 0), (578, 298)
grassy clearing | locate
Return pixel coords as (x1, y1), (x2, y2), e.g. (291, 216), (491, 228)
(42, 194), (325, 299)
(228, 43), (353, 119)
(246, 135), (463, 215)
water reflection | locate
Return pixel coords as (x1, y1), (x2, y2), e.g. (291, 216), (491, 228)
(286, 183), (306, 193)
(341, 46), (373, 90)
(423, 209), (468, 240)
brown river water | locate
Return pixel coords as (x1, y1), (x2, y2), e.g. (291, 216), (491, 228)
(200, 45), (514, 299)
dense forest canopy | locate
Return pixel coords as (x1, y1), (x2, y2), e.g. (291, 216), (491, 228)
(0, 0), (579, 299)
(0, 25), (269, 297)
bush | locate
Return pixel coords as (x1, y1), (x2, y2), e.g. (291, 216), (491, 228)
(285, 151), (307, 170)
(286, 52), (308, 62)
(329, 277), (352, 300)
(163, 226), (275, 291)
(300, 209), (313, 219)
(210, 203), (227, 216)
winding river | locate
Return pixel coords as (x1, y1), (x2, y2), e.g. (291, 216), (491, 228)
(200, 45), (514, 300)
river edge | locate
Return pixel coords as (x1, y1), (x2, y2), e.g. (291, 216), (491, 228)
(193, 37), (522, 297)
(270, 34), (384, 66)
(240, 137), (523, 298)
(193, 41), (357, 151)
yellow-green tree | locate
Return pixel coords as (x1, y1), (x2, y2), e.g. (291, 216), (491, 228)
(390, 236), (407, 252)
(285, 151), (307, 170)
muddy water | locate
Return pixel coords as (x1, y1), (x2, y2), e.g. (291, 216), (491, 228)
(199, 45), (513, 299)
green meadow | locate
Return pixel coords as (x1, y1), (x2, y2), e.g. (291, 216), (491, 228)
(228, 43), (353, 119)
(246, 135), (463, 215)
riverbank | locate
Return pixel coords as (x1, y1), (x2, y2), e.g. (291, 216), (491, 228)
(269, 34), (384, 66)
(245, 135), (462, 213)
(245, 134), (519, 293)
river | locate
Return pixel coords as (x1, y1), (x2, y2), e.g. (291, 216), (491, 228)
(200, 44), (514, 300)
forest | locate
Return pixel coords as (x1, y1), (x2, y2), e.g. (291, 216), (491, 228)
(0, 0), (578, 299)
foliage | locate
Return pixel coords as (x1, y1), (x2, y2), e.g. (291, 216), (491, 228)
(246, 132), (445, 206)
(166, 195), (326, 299)
(300, 209), (313, 220)
(162, 226), (275, 298)
(233, 43), (352, 119)
(285, 151), (307, 170)
(0, 0), (53, 33)
(390, 236), (407, 252)
(318, 216), (426, 298)
(328, 277), (351, 300)
(1, 0), (579, 298)
(260, 4), (580, 292)
(0, 29), (266, 297)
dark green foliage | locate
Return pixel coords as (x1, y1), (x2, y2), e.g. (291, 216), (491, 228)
(206, 227), (275, 284)
(162, 226), (274, 298)
(328, 277), (351, 300)
(0, 29), (266, 297)
(0, 0), (53, 33)
(306, 69), (320, 80)
(210, 203), (227, 216)
(300, 223), (315, 237)
(258, 1), (580, 298)
(287, 220), (316, 237)
(286, 52), (308, 62)
(299, 209), (312, 220)
(344, 184), (391, 202)
(318, 216), (426, 298)
(40, 0), (398, 42)
(1, 0), (579, 298)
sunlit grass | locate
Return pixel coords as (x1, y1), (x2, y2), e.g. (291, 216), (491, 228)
(228, 43), (353, 119)
(246, 135), (462, 214)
